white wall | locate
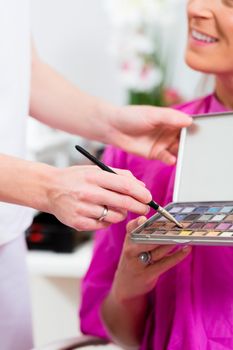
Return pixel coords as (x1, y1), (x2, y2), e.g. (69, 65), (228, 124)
(31, 0), (124, 104)
(31, 0), (209, 105)
(29, 0), (129, 162)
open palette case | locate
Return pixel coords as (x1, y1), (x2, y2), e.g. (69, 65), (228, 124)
(131, 112), (233, 246)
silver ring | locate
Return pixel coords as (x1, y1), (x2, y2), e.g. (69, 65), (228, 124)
(138, 251), (152, 265)
(98, 205), (108, 222)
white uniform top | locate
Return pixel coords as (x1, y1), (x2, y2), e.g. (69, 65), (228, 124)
(0, 0), (33, 245)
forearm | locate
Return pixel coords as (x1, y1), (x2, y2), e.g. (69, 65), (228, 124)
(0, 153), (55, 212)
(30, 52), (118, 144)
(101, 291), (148, 349)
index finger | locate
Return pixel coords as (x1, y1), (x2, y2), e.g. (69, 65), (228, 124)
(152, 108), (193, 128)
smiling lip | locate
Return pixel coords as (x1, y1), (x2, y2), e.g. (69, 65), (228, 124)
(190, 29), (219, 46)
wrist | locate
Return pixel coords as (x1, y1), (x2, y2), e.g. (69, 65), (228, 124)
(24, 161), (59, 213)
(0, 154), (59, 212)
(94, 100), (120, 145)
(110, 283), (147, 308)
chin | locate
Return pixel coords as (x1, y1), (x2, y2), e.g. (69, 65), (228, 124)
(185, 51), (214, 74)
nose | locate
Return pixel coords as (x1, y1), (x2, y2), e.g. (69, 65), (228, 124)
(187, 0), (214, 20)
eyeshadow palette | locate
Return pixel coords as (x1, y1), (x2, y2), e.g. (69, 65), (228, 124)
(130, 201), (233, 246)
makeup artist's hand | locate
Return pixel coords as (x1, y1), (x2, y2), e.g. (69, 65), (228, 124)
(109, 106), (192, 165)
(47, 166), (151, 231)
(110, 217), (192, 301)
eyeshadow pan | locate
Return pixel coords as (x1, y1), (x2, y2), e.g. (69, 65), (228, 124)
(165, 231), (179, 236)
(192, 231), (207, 236)
(219, 232), (233, 237)
(189, 222), (205, 229)
(163, 222), (176, 230)
(179, 230), (192, 236)
(180, 222), (192, 228)
(181, 207), (195, 213)
(144, 228), (155, 233)
(194, 206), (208, 213)
(174, 214), (186, 221)
(151, 231), (166, 236)
(216, 223), (232, 230)
(220, 206), (233, 213)
(198, 214), (212, 221)
(202, 222), (218, 230)
(157, 216), (167, 221)
(185, 214), (200, 221)
(207, 207), (220, 214)
(169, 207), (183, 213)
(225, 214), (233, 221)
(206, 231), (221, 236)
(150, 222), (165, 228)
(211, 214), (226, 221)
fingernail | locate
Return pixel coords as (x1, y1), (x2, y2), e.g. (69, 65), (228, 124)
(145, 207), (150, 215)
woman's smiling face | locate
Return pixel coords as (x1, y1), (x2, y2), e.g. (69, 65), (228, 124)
(185, 0), (233, 75)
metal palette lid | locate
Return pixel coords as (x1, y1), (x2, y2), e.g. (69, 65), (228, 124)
(173, 112), (233, 202)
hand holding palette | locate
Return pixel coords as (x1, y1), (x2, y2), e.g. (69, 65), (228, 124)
(131, 112), (233, 247)
(131, 201), (233, 246)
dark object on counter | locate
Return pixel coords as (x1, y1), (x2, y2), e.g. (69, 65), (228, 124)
(26, 212), (91, 253)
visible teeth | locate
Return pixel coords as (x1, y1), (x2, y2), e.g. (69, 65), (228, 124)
(192, 29), (217, 43)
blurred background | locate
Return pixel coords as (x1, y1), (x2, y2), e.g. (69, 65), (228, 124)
(27, 0), (213, 348)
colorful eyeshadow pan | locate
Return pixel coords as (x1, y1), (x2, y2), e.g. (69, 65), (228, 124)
(181, 222), (192, 228)
(174, 214), (186, 221)
(216, 223), (232, 230)
(189, 222), (204, 229)
(131, 201), (233, 246)
(163, 223), (176, 230)
(179, 230), (192, 236)
(207, 207), (220, 213)
(169, 207), (183, 213)
(198, 214), (212, 221)
(219, 232), (233, 237)
(194, 206), (208, 213)
(205, 231), (220, 236)
(181, 207), (195, 213)
(211, 214), (226, 221)
(220, 207), (233, 213)
(185, 214), (200, 221)
(164, 231), (179, 236)
(150, 222), (165, 228)
(192, 231), (206, 236)
(157, 216), (167, 221)
(202, 222), (218, 229)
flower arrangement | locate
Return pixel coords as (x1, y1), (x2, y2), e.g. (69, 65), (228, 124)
(104, 0), (183, 106)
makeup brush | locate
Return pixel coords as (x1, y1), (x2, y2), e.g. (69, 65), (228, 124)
(75, 145), (182, 228)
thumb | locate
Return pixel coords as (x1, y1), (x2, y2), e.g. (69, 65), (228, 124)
(126, 216), (147, 234)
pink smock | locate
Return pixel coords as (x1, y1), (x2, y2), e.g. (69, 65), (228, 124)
(80, 94), (233, 350)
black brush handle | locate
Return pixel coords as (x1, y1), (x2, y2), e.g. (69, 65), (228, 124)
(75, 145), (159, 211)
